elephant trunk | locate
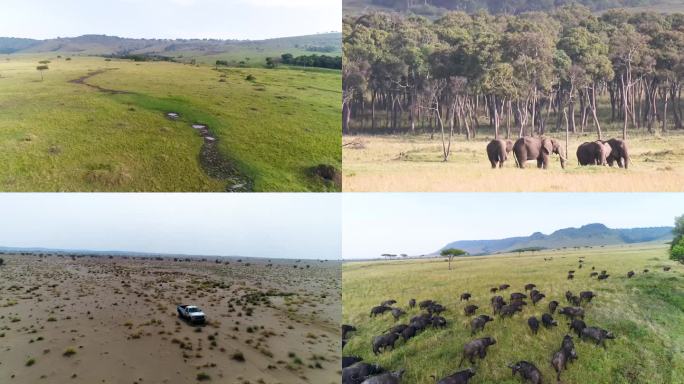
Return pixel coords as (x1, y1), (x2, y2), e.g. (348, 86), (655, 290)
(558, 149), (567, 169)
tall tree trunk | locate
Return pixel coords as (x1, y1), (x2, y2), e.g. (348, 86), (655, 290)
(590, 83), (603, 140)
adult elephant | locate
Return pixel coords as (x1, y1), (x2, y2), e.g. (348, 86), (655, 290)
(513, 137), (567, 169)
(577, 141), (612, 166)
(486, 139), (513, 168)
(604, 138), (630, 169)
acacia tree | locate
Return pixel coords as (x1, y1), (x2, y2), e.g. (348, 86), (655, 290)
(36, 65), (49, 81)
(440, 248), (466, 270)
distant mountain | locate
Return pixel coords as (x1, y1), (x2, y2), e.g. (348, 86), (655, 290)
(344, 0), (670, 17)
(438, 223), (673, 256)
(0, 33), (342, 57)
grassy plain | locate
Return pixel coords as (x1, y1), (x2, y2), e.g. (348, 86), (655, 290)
(342, 244), (684, 384)
(0, 55), (341, 191)
(342, 130), (684, 192)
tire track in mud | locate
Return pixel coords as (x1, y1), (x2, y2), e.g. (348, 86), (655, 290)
(69, 69), (253, 191)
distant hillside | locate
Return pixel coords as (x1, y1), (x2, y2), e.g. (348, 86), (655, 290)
(438, 224), (673, 256)
(344, 0), (671, 16)
(0, 33), (341, 65)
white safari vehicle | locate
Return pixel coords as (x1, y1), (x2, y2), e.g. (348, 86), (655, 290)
(177, 304), (206, 324)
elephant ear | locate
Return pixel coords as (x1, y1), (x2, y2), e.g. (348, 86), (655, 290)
(542, 138), (553, 155)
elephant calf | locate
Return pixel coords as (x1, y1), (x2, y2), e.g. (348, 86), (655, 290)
(459, 337), (497, 366)
(372, 333), (399, 355)
(487, 139), (513, 168)
(434, 368), (476, 384)
(605, 138), (630, 169)
(509, 361), (542, 384)
(577, 141), (612, 166)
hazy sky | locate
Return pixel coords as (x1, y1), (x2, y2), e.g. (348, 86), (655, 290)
(343, 193), (684, 259)
(0, 193), (341, 260)
(0, 0), (340, 40)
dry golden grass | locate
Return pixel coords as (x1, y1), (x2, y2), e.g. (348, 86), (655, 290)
(342, 131), (684, 192)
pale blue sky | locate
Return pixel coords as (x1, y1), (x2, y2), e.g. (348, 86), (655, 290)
(0, 193), (341, 260)
(343, 193), (684, 259)
(0, 0), (340, 40)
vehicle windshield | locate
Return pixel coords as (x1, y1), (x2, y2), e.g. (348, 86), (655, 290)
(188, 307), (201, 313)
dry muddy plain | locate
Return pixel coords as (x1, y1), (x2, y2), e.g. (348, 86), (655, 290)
(0, 253), (340, 384)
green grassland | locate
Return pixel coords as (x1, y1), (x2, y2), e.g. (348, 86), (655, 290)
(0, 55), (341, 191)
(342, 244), (684, 384)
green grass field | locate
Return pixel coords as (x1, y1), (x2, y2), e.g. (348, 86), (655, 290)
(343, 129), (684, 192)
(0, 55), (341, 191)
(342, 244), (684, 384)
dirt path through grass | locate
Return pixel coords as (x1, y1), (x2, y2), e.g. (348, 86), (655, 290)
(70, 69), (252, 191)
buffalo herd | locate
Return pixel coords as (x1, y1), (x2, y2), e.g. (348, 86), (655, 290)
(342, 261), (672, 383)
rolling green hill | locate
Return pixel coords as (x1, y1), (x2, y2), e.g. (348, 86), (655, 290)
(439, 224), (673, 255)
(0, 33), (341, 67)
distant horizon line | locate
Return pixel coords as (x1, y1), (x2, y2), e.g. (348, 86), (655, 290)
(0, 244), (339, 261)
(0, 31), (342, 42)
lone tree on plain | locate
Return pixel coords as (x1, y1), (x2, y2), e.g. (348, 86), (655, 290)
(441, 248), (466, 270)
(36, 65), (49, 81)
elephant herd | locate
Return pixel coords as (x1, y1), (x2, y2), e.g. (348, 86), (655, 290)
(486, 137), (630, 170)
